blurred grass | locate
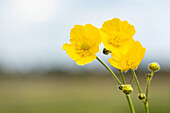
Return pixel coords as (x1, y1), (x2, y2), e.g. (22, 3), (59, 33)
(0, 72), (169, 113)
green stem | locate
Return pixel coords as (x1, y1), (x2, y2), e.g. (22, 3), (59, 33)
(126, 95), (136, 113)
(145, 71), (154, 113)
(145, 102), (149, 113)
(132, 70), (146, 111)
(119, 70), (135, 113)
(96, 56), (135, 113)
(145, 79), (150, 113)
(131, 70), (142, 93)
(96, 56), (121, 85)
(119, 70), (126, 84)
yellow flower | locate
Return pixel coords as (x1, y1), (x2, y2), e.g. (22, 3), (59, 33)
(108, 41), (146, 71)
(63, 24), (101, 65)
(100, 18), (136, 53)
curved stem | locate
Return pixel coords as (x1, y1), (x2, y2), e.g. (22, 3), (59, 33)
(96, 56), (121, 85)
(96, 56), (135, 113)
(119, 70), (135, 113)
(145, 71), (154, 113)
(131, 70), (142, 93)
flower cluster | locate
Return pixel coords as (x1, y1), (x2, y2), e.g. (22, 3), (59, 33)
(63, 18), (160, 113)
(63, 18), (146, 72)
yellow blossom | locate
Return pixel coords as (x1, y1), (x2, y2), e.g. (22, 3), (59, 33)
(108, 41), (146, 72)
(100, 18), (136, 53)
(63, 24), (101, 65)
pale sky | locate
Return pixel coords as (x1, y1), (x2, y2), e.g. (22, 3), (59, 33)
(0, 0), (170, 72)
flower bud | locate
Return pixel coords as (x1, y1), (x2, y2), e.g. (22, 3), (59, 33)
(146, 73), (151, 78)
(148, 62), (160, 72)
(118, 84), (124, 90)
(122, 84), (133, 95)
(138, 93), (146, 100)
(103, 48), (111, 55)
(146, 73), (152, 80)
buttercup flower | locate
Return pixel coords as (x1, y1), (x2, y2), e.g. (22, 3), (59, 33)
(100, 18), (136, 53)
(63, 24), (101, 65)
(108, 41), (146, 71)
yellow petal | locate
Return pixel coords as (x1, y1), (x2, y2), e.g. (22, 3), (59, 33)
(76, 56), (96, 65)
(63, 43), (80, 60)
(108, 58), (122, 70)
(70, 25), (85, 44)
(101, 18), (121, 34)
(110, 38), (135, 57)
(84, 24), (101, 45)
(120, 21), (136, 40)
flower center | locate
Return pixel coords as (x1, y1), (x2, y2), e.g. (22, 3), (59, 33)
(81, 42), (89, 50)
(109, 34), (120, 46)
(75, 42), (90, 56)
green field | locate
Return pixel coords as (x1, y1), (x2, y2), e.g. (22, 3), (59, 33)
(0, 73), (169, 113)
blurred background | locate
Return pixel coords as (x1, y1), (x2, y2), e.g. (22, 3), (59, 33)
(0, 0), (170, 113)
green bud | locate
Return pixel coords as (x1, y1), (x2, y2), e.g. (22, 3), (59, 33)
(148, 62), (160, 72)
(138, 93), (146, 100)
(146, 73), (152, 80)
(118, 84), (124, 90)
(103, 48), (111, 55)
(122, 84), (133, 95)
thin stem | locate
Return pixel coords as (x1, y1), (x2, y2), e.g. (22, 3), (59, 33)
(96, 56), (135, 113)
(145, 102), (149, 113)
(131, 70), (142, 93)
(132, 70), (146, 111)
(146, 71), (154, 100)
(119, 70), (135, 113)
(145, 71), (154, 113)
(126, 95), (135, 113)
(119, 70), (126, 84)
(145, 79), (150, 113)
(96, 56), (121, 85)
(145, 79), (150, 103)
